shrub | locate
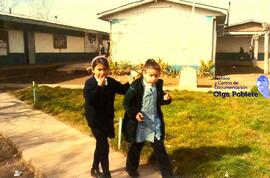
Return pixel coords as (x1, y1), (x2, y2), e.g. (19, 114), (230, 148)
(198, 60), (215, 78)
(109, 60), (133, 75)
(109, 58), (176, 77)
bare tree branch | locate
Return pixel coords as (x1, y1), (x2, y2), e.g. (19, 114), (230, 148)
(0, 0), (19, 12)
(0, 0), (9, 11)
(26, 0), (53, 20)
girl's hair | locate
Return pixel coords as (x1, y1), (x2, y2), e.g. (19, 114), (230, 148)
(86, 56), (109, 75)
(143, 59), (161, 71)
(91, 55), (109, 69)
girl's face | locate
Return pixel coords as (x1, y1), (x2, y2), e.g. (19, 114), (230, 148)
(93, 63), (109, 78)
(143, 68), (160, 86)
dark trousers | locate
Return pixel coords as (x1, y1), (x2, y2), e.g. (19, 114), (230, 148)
(126, 138), (173, 178)
(91, 128), (110, 173)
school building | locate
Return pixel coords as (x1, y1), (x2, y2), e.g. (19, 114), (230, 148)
(98, 0), (228, 72)
(0, 12), (109, 66)
(216, 19), (270, 74)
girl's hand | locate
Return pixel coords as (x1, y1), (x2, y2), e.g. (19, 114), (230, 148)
(128, 70), (139, 84)
(136, 112), (144, 122)
(128, 76), (135, 84)
(163, 92), (171, 100)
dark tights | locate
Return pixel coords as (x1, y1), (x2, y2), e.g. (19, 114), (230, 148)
(91, 128), (109, 173)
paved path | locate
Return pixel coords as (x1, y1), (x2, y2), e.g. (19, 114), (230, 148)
(0, 92), (161, 178)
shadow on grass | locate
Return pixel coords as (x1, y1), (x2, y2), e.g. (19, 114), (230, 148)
(172, 145), (251, 177)
(148, 145), (251, 177)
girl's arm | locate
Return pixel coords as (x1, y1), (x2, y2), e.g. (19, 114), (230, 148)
(111, 78), (130, 95)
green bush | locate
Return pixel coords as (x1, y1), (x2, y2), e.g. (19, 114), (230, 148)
(109, 58), (173, 77)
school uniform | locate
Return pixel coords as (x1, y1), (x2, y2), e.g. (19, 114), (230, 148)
(83, 76), (129, 175)
(122, 77), (173, 178)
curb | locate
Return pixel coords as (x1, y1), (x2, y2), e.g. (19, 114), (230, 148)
(1, 133), (46, 178)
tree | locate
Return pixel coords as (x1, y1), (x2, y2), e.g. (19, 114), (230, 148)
(0, 0), (19, 12)
(25, 0), (53, 20)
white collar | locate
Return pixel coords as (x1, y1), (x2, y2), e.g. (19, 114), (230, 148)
(143, 78), (155, 88)
(94, 76), (108, 86)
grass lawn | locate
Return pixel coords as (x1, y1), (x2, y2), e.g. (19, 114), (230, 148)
(13, 86), (270, 178)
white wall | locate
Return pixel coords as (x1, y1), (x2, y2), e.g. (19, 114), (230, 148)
(110, 1), (214, 66)
(8, 30), (24, 53)
(35, 32), (85, 53)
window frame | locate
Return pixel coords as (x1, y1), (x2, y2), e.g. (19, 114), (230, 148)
(53, 34), (67, 49)
(0, 30), (9, 56)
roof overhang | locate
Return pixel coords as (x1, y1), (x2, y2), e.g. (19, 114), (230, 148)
(0, 12), (108, 35)
(228, 19), (265, 28)
(224, 20), (267, 35)
(98, 0), (228, 21)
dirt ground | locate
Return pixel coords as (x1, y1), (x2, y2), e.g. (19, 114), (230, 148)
(0, 62), (89, 85)
(0, 135), (34, 178)
(1, 62), (269, 88)
(0, 62), (181, 86)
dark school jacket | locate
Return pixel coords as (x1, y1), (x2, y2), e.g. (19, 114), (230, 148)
(83, 76), (129, 138)
(122, 77), (171, 143)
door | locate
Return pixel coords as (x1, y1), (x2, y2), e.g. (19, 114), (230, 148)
(24, 31), (36, 64)
(0, 30), (8, 56)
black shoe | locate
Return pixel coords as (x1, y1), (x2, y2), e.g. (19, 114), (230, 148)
(126, 168), (139, 177)
(90, 168), (103, 178)
(103, 171), (111, 178)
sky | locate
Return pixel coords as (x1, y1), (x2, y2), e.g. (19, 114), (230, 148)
(2, 0), (270, 32)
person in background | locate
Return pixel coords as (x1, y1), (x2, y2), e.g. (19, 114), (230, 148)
(98, 44), (106, 56)
(249, 45), (254, 60)
(105, 41), (110, 58)
(239, 47), (245, 60)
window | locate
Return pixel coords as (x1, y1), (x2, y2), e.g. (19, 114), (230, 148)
(102, 34), (109, 40)
(53, 34), (67, 49)
(88, 33), (96, 43)
(0, 30), (8, 56)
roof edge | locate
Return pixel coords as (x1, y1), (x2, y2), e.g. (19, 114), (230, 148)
(98, 0), (228, 20)
(228, 19), (265, 27)
(0, 11), (108, 34)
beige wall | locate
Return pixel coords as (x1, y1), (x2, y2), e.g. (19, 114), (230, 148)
(217, 36), (267, 53)
(35, 33), (58, 53)
(8, 30), (24, 53)
(35, 32), (85, 53)
(110, 1), (215, 65)
(62, 36), (84, 53)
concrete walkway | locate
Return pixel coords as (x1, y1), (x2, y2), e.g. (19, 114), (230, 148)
(0, 92), (161, 178)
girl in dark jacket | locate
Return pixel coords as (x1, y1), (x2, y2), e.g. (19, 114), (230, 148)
(83, 56), (129, 178)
